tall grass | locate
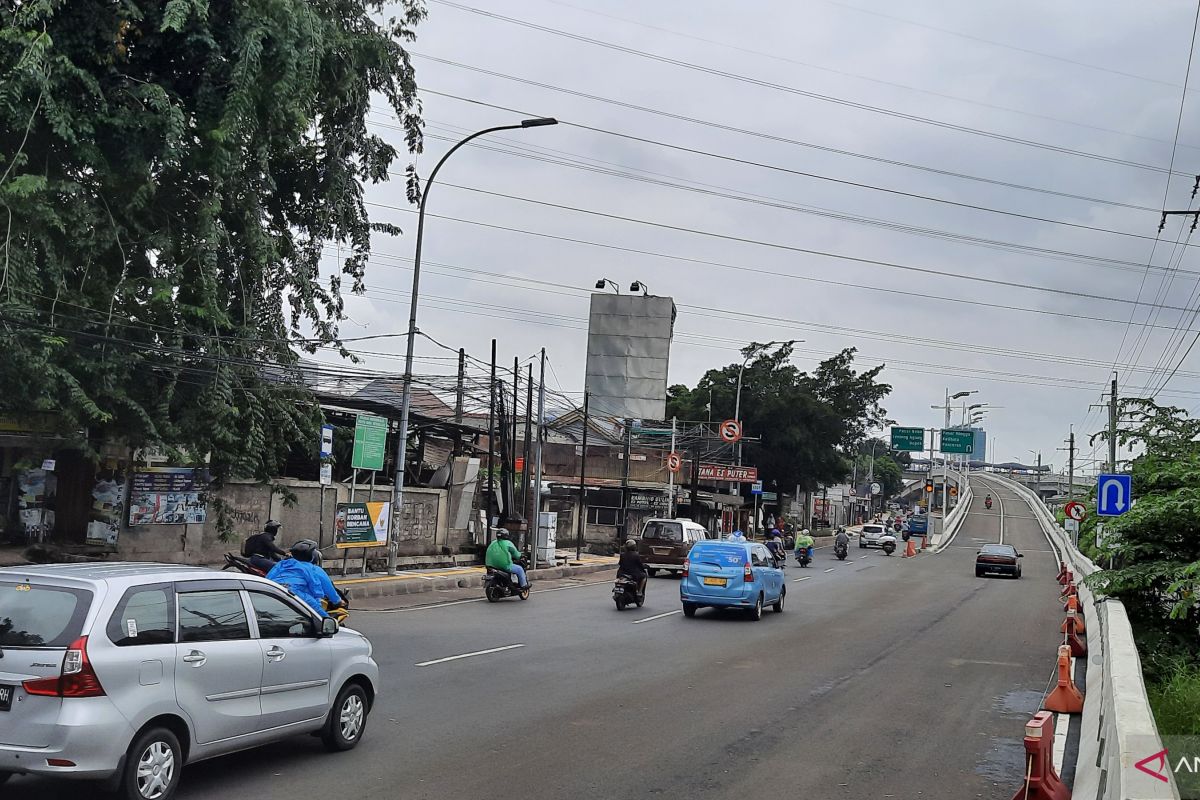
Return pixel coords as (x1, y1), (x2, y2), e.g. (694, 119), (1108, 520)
(1148, 661), (1200, 736)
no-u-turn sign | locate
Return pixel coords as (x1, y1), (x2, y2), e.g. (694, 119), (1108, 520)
(720, 419), (743, 443)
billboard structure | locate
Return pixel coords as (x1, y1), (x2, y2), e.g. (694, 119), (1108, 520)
(584, 293), (676, 420)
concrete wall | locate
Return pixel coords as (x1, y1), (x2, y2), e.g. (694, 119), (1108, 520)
(117, 477), (469, 565)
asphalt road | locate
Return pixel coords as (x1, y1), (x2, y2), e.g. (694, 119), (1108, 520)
(11, 477), (1069, 800)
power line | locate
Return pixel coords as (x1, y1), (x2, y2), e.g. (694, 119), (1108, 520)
(427, 0), (1189, 175)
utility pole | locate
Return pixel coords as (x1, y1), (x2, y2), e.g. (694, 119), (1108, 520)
(531, 349), (546, 570)
(522, 363), (533, 521)
(1109, 373), (1119, 473)
(1059, 427), (1075, 501)
(453, 348), (465, 455)
(576, 391), (590, 561)
(511, 357), (520, 484)
(486, 339), (496, 532)
(667, 416), (677, 518)
(689, 442), (701, 518)
(620, 417), (632, 541)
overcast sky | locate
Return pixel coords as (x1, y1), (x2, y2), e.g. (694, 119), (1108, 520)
(320, 0), (1200, 476)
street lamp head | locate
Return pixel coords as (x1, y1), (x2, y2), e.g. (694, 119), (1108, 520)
(968, 403), (986, 411)
(595, 278), (619, 293)
(951, 390), (977, 400)
(521, 117), (559, 128)
(629, 280), (650, 295)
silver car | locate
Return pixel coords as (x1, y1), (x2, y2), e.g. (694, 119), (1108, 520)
(0, 563), (379, 800)
(859, 524), (887, 548)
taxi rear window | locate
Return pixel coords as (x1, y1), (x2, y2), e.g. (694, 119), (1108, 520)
(0, 581), (93, 648)
(688, 543), (746, 565)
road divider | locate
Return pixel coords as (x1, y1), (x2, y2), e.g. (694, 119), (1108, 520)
(1044, 645), (1084, 715)
(1011, 710), (1072, 800)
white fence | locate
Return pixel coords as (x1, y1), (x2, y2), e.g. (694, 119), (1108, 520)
(987, 474), (1178, 800)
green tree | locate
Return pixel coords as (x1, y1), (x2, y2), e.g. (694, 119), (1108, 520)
(1082, 398), (1200, 678)
(0, 0), (424, 479)
(666, 343), (891, 491)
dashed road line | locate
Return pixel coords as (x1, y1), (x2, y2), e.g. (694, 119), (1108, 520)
(631, 609), (682, 624)
(792, 576), (812, 583)
(416, 644), (524, 667)
(824, 568), (835, 573)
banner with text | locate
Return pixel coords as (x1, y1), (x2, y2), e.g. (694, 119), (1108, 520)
(334, 501), (392, 548)
(697, 464), (759, 483)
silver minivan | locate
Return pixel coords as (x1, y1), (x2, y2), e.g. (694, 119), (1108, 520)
(0, 563), (379, 800)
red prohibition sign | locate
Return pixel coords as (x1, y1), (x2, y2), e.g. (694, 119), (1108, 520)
(720, 419), (743, 443)
(667, 452), (682, 473)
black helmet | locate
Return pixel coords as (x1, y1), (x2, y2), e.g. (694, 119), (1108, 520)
(289, 539), (319, 563)
(625, 539), (637, 552)
(264, 520), (282, 534)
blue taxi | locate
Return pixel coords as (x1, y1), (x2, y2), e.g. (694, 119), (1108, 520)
(680, 540), (785, 620)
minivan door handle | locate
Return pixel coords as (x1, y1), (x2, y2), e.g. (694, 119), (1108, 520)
(182, 650), (207, 667)
(265, 646), (286, 662)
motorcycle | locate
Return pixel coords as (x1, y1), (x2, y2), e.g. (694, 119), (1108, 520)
(223, 553), (351, 624)
(795, 548), (812, 568)
(881, 536), (897, 556)
(613, 575), (645, 611)
(834, 541), (848, 560)
(484, 559), (531, 602)
(223, 552), (269, 577)
(985, 498), (993, 510)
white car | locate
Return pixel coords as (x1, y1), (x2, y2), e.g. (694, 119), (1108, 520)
(859, 524), (888, 548)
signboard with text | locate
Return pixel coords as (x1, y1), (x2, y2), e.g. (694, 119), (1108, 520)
(351, 414), (388, 471)
(697, 464), (758, 483)
(891, 426), (925, 452)
(334, 501), (392, 548)
(128, 468), (210, 526)
(940, 429), (974, 454)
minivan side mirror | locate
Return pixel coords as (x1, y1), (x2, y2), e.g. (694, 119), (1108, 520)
(1017, 553), (1025, 558)
(321, 616), (339, 636)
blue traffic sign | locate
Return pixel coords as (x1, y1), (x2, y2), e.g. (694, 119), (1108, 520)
(1097, 473), (1132, 516)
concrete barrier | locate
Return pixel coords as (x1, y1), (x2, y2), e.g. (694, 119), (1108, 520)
(933, 476), (972, 551)
(984, 474), (1178, 800)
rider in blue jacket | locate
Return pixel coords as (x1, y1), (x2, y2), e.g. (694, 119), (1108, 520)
(267, 541), (343, 617)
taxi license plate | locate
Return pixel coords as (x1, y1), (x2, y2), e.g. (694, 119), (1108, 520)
(702, 576), (727, 587)
(0, 685), (12, 711)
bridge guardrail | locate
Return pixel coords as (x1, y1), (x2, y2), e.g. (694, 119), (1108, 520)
(985, 473), (1178, 800)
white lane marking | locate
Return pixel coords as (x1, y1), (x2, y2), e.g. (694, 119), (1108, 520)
(357, 580), (613, 613)
(859, 555), (869, 560)
(998, 488), (1006, 544)
(631, 609), (682, 624)
(824, 568), (835, 573)
(792, 576), (812, 583)
(415, 644), (524, 667)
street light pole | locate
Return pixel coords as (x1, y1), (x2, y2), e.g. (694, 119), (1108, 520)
(388, 117), (557, 575)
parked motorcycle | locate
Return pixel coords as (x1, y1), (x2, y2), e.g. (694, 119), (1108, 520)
(834, 541), (848, 560)
(613, 575), (645, 611)
(484, 559), (531, 602)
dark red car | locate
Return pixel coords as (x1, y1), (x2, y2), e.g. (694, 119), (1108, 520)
(975, 543), (1023, 578)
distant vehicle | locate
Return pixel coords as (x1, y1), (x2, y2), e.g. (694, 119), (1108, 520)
(0, 563), (378, 800)
(975, 544), (1024, 578)
(638, 518), (709, 577)
(680, 541), (785, 620)
(907, 514), (929, 535)
(859, 523), (888, 549)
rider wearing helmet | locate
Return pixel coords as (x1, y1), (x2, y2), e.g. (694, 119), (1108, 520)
(794, 528), (815, 561)
(243, 520), (287, 573)
(616, 539), (648, 595)
(266, 540), (344, 617)
(485, 530), (528, 589)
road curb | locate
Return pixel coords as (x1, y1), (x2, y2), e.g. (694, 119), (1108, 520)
(336, 562), (615, 599)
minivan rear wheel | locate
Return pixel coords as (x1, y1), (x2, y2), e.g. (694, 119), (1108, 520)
(749, 595), (764, 621)
(120, 726), (181, 800)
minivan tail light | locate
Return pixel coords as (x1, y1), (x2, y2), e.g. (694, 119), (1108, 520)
(682, 559), (690, 578)
(22, 636), (106, 698)
(743, 562), (754, 582)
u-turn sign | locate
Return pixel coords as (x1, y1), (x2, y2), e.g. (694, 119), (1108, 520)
(1097, 474), (1132, 516)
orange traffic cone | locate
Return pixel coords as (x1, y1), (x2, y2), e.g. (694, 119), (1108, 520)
(902, 537), (917, 558)
(1043, 645), (1084, 714)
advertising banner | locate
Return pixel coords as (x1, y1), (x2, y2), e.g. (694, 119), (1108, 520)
(697, 464), (758, 482)
(334, 502), (391, 548)
(128, 468), (209, 525)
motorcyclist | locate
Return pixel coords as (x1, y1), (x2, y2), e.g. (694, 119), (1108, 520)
(243, 520), (287, 573)
(834, 527), (850, 551)
(266, 540), (343, 617)
(616, 539), (648, 596)
(794, 528), (814, 561)
(985, 494), (993, 509)
(765, 529), (785, 561)
(485, 530), (528, 589)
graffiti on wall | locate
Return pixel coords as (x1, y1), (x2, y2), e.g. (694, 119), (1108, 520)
(393, 493), (440, 543)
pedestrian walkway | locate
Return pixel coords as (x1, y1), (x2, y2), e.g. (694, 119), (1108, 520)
(332, 551), (618, 598)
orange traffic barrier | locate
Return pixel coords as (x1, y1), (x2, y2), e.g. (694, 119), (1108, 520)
(902, 537), (917, 558)
(1044, 644), (1084, 714)
(1061, 596), (1086, 634)
(1010, 711), (1072, 800)
(1066, 621), (1087, 658)
(1055, 561), (1068, 582)
(1059, 581), (1078, 603)
(1057, 568), (1073, 587)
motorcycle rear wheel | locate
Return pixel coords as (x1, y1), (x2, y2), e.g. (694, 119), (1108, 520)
(615, 597), (626, 611)
(518, 587), (530, 600)
(485, 584), (501, 603)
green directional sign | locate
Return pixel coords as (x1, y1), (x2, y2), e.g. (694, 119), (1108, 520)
(940, 429), (974, 454)
(351, 413), (388, 471)
(890, 426), (925, 452)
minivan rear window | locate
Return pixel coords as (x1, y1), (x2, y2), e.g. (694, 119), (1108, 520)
(688, 543), (746, 566)
(642, 521), (684, 542)
(0, 581), (93, 648)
